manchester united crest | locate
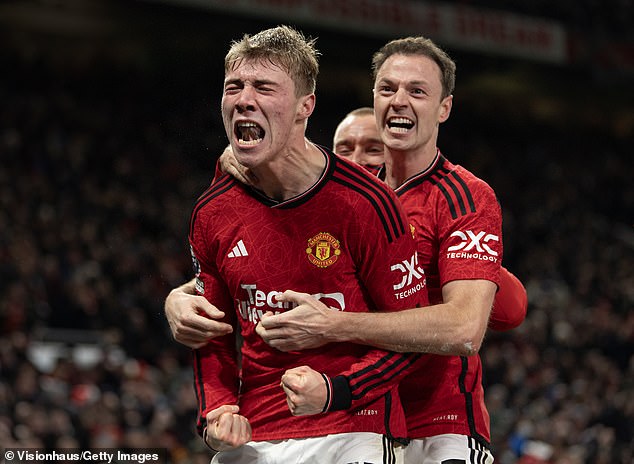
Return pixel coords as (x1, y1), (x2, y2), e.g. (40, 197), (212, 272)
(306, 232), (341, 268)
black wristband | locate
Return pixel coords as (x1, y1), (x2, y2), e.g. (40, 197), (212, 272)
(329, 375), (353, 411)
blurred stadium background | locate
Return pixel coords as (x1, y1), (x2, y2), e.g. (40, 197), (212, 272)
(0, 1), (632, 463)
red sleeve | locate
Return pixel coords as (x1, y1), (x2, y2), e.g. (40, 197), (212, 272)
(489, 266), (527, 331)
(437, 175), (502, 287)
(190, 220), (240, 437)
(193, 333), (239, 437)
(324, 175), (428, 412)
(327, 351), (424, 412)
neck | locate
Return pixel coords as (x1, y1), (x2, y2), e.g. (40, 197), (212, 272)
(383, 145), (438, 189)
(253, 140), (326, 201)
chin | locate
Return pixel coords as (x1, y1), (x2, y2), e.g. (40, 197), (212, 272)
(384, 139), (410, 151)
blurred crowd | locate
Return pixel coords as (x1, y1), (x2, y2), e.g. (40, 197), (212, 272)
(460, 0), (633, 40)
(0, 53), (632, 464)
(442, 108), (634, 463)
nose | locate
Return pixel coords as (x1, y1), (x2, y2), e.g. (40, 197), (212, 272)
(391, 87), (408, 108)
(349, 146), (364, 164)
(236, 86), (257, 113)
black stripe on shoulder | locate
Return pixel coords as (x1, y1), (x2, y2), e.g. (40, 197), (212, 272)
(450, 171), (477, 213)
(189, 174), (237, 239)
(428, 166), (476, 220)
(432, 174), (459, 219)
(395, 155), (476, 220)
(333, 162), (406, 243)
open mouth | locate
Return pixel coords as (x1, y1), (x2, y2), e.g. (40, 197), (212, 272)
(387, 117), (414, 133)
(235, 121), (265, 145)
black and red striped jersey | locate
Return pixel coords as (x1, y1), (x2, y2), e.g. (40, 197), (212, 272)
(189, 145), (427, 442)
(394, 151), (502, 444)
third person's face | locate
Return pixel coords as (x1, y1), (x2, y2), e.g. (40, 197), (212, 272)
(333, 113), (384, 169)
(373, 53), (452, 154)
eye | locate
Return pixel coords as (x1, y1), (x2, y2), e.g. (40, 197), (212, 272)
(335, 145), (353, 156)
(376, 85), (394, 95)
(367, 145), (384, 154)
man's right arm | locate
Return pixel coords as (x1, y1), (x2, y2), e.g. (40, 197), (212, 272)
(267, 278), (495, 357)
(165, 279), (233, 349)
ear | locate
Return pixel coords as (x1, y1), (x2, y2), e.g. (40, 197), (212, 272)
(297, 93), (316, 121)
(438, 95), (453, 123)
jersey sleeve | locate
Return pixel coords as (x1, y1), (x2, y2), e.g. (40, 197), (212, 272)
(326, 350), (424, 412)
(193, 331), (239, 437)
(437, 171), (503, 287)
(351, 180), (429, 312)
(326, 182), (428, 412)
(489, 266), (527, 331)
(189, 218), (240, 437)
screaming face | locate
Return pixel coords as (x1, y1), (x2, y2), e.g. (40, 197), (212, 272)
(221, 58), (312, 169)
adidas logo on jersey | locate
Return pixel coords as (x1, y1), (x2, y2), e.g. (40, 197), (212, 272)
(228, 239), (248, 258)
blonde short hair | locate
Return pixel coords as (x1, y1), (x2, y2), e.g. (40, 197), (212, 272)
(225, 25), (320, 97)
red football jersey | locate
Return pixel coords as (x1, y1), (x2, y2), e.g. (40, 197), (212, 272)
(189, 146), (427, 442)
(394, 151), (502, 445)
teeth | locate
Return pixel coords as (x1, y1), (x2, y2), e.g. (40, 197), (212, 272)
(387, 117), (414, 133)
(238, 138), (261, 145)
(236, 121), (264, 144)
(389, 117), (413, 125)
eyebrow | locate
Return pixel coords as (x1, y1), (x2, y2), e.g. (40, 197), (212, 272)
(377, 77), (429, 87)
(224, 78), (278, 87)
(336, 137), (383, 145)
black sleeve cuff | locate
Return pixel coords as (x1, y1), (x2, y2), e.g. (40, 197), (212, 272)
(329, 375), (352, 411)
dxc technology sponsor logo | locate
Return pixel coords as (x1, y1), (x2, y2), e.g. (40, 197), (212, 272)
(391, 252), (426, 299)
(446, 230), (499, 262)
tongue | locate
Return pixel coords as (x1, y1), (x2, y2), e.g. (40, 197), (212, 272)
(243, 126), (261, 141)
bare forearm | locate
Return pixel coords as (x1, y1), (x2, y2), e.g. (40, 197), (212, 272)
(330, 306), (473, 355)
(264, 282), (494, 355)
(329, 280), (495, 356)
